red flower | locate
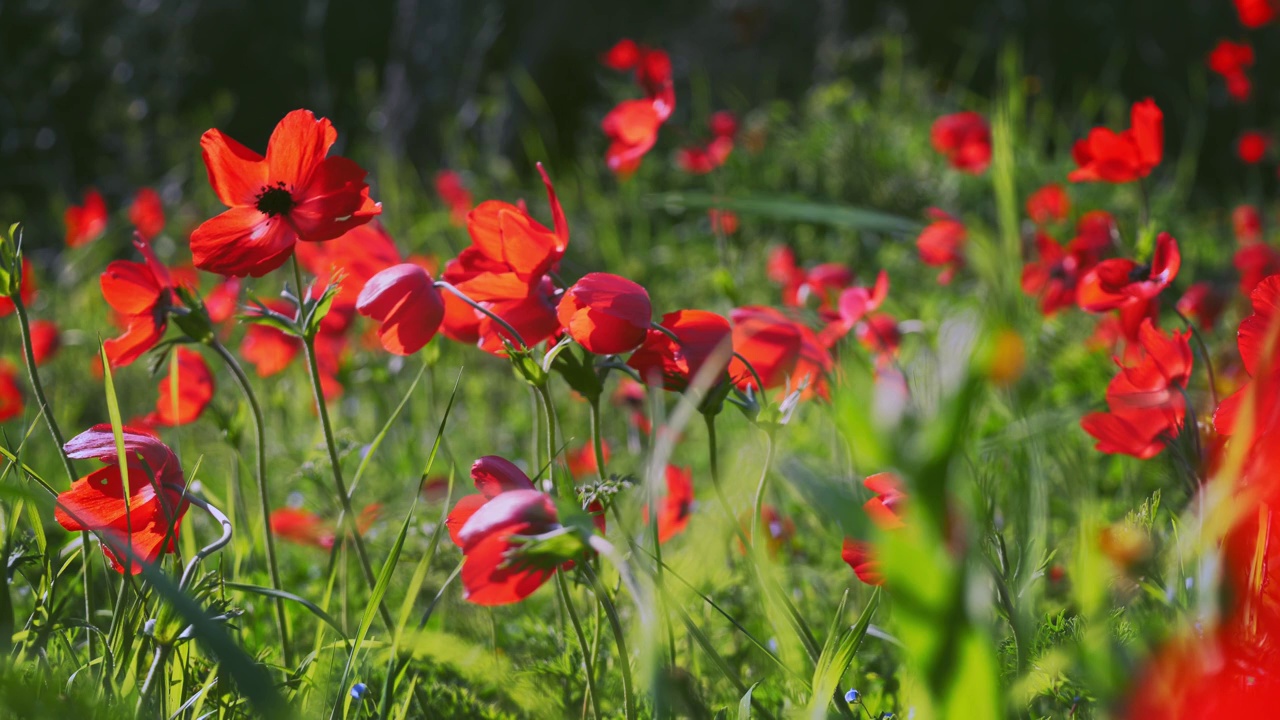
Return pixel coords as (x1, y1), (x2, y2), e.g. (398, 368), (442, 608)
(1026, 183), (1070, 225)
(796, 263), (854, 317)
(729, 306), (803, 391)
(0, 258), (35, 318)
(1234, 0), (1277, 28)
(676, 137), (734, 174)
(1068, 99), (1163, 183)
(241, 300), (300, 377)
(28, 320), (60, 366)
(566, 442), (610, 477)
(1074, 210), (1118, 255)
(601, 39), (642, 71)
(1209, 40), (1256, 101)
(1082, 319), (1192, 459)
(0, 361), (22, 423)
(1235, 204), (1263, 245)
(154, 348), (215, 426)
(295, 221), (403, 312)
(842, 538), (882, 585)
(65, 189), (108, 248)
(1077, 232), (1180, 312)
(434, 170), (473, 226)
(1239, 131), (1270, 164)
(767, 246), (804, 288)
(205, 276), (242, 326)
(1215, 276), (1280, 439)
(1175, 283), (1227, 332)
(863, 472), (906, 530)
(1125, 627), (1280, 719)
(917, 209), (966, 285)
(1021, 232), (1094, 316)
(557, 272), (652, 354)
(857, 313), (903, 357)
(709, 111), (738, 140)
(356, 264), (445, 355)
(1235, 243), (1280, 297)
(190, 109), (381, 277)
(822, 271), (889, 343)
(930, 112), (992, 174)
(741, 505), (795, 557)
(100, 239), (175, 367)
(129, 188), (166, 240)
(603, 99), (665, 176)
(628, 309), (732, 391)
(476, 292), (561, 355)
(642, 465), (694, 543)
(270, 507), (335, 549)
(54, 425), (188, 574)
(708, 209), (739, 235)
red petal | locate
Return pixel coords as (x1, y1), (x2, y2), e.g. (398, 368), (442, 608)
(199, 128), (267, 207)
(190, 207), (295, 278)
(265, 109), (337, 189)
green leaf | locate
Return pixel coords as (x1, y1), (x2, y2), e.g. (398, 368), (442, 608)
(738, 682), (760, 720)
(808, 589), (879, 719)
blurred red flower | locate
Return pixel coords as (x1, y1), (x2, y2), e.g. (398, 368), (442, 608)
(600, 38), (642, 71)
(557, 272), (652, 355)
(155, 347), (215, 426)
(863, 472), (907, 530)
(1234, 204), (1263, 245)
(1026, 183), (1070, 225)
(708, 209), (739, 235)
(842, 538), (882, 585)
(642, 465), (694, 543)
(729, 306), (803, 391)
(1021, 232), (1096, 316)
(917, 209), (966, 285)
(129, 188), (166, 241)
(357, 263), (445, 355)
(628, 309), (732, 391)
(1235, 243), (1280, 297)
(1233, 0), (1277, 28)
(566, 441), (610, 478)
(27, 320), (60, 366)
(295, 221), (402, 312)
(1176, 283), (1227, 332)
(100, 239), (175, 367)
(603, 99), (665, 176)
(191, 109), (381, 277)
(434, 170), (473, 226)
(930, 112), (991, 174)
(1208, 40), (1255, 101)
(1077, 232), (1180, 311)
(1069, 99), (1163, 184)
(1238, 131), (1270, 164)
(241, 299), (300, 377)
(0, 258), (35, 318)
(1215, 275), (1280, 438)
(0, 361), (22, 422)
(65, 189), (108, 248)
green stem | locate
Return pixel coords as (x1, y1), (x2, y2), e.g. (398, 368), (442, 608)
(583, 564), (636, 720)
(588, 396), (608, 482)
(536, 384), (566, 499)
(207, 337), (292, 666)
(292, 258), (395, 633)
(750, 430), (777, 553)
(557, 573), (601, 720)
(136, 643), (171, 715)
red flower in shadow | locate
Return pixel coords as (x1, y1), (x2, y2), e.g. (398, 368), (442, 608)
(628, 309), (732, 392)
(930, 112), (991, 174)
(1069, 99), (1162, 184)
(129, 188), (166, 241)
(65, 189), (108, 248)
(357, 263), (445, 355)
(155, 347), (215, 426)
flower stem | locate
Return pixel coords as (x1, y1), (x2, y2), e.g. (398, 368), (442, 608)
(751, 429), (777, 552)
(556, 573), (601, 720)
(136, 643), (171, 714)
(588, 396), (608, 482)
(434, 281), (527, 348)
(536, 384), (567, 498)
(207, 337), (292, 667)
(582, 562), (636, 720)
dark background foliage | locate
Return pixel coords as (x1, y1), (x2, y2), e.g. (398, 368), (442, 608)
(0, 0), (1264, 242)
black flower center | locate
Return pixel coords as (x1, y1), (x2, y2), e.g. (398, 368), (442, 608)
(254, 181), (295, 217)
(1128, 263), (1151, 282)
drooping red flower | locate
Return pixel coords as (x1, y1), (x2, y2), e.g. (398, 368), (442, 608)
(708, 209), (739, 235)
(0, 361), (23, 423)
(863, 472), (907, 531)
(557, 272), (652, 354)
(65, 189), (108, 248)
(241, 300), (300, 377)
(356, 263), (445, 356)
(27, 320), (60, 366)
(100, 238), (175, 367)
(1208, 40), (1256, 101)
(1026, 183), (1070, 225)
(54, 425), (188, 574)
(1239, 131), (1270, 164)
(628, 309), (732, 391)
(153, 347), (215, 426)
(1077, 232), (1181, 312)
(434, 170), (473, 226)
(930, 112), (992, 174)
(917, 209), (966, 285)
(1236, 243), (1280, 297)
(641, 465), (694, 543)
(1235, 204), (1264, 245)
(1176, 283), (1227, 331)
(842, 538), (883, 586)
(1082, 319), (1193, 459)
(190, 109), (381, 277)
(1234, 0), (1277, 28)
(0, 258), (35, 318)
(1068, 99), (1163, 184)
(129, 188), (166, 240)
(729, 306), (803, 391)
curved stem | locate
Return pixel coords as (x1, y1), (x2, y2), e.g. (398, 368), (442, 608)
(750, 430), (777, 552)
(582, 563), (636, 720)
(434, 281), (527, 348)
(178, 494), (234, 591)
(556, 573), (601, 720)
(292, 258), (395, 633)
(207, 337), (292, 666)
(732, 351), (767, 397)
(703, 414), (753, 551)
(136, 643), (171, 715)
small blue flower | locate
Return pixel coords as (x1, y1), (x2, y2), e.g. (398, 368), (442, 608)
(844, 688), (861, 704)
(350, 682), (368, 700)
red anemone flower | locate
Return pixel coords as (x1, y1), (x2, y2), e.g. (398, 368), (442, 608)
(65, 189), (108, 248)
(55, 425), (188, 574)
(241, 300), (300, 377)
(476, 291), (561, 355)
(28, 320), (60, 366)
(842, 538), (883, 586)
(0, 362), (22, 422)
(295, 221), (402, 312)
(1236, 243), (1280, 297)
(1069, 99), (1163, 183)
(628, 309), (732, 391)
(356, 263), (446, 355)
(863, 472), (907, 530)
(434, 170), (473, 226)
(642, 465), (694, 544)
(601, 39), (642, 71)
(1074, 210), (1118, 255)
(1208, 40), (1255, 101)
(1215, 276), (1280, 438)
(557, 272), (652, 354)
(155, 348), (215, 426)
(728, 306), (803, 391)
(917, 209), (966, 285)
(930, 112), (992, 174)
(709, 111), (738, 140)
(270, 507), (335, 549)
(1234, 204), (1263, 245)
(190, 109), (381, 277)
(857, 313), (903, 357)
(831, 270), (890, 334)
(1077, 232), (1181, 312)
(1239, 131), (1270, 164)
(1176, 283), (1227, 332)
(1021, 232), (1094, 316)
(1026, 183), (1070, 225)
(100, 238), (175, 367)
(129, 188), (166, 240)
(1234, 0), (1277, 28)
(204, 276), (242, 326)
(0, 258), (35, 318)
(676, 137), (734, 174)
(603, 99), (664, 176)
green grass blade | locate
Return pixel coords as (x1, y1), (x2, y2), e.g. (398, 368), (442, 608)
(224, 582), (347, 640)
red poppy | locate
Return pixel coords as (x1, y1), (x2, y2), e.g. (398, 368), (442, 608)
(729, 306), (803, 391)
(709, 111), (738, 140)
(1175, 283), (1227, 331)
(129, 188), (166, 240)
(863, 472), (906, 530)
(603, 99), (664, 176)
(476, 292), (561, 355)
(28, 320), (60, 366)
(1069, 99), (1163, 184)
(601, 38), (642, 71)
(1021, 232), (1093, 316)
(100, 238), (175, 367)
(1026, 183), (1070, 225)
(434, 170), (473, 226)
(767, 246), (804, 288)
(1082, 319), (1192, 459)
(1125, 626), (1280, 719)
(842, 538), (883, 585)
(1236, 243), (1280, 297)
(356, 263), (445, 356)
(0, 361), (22, 423)
(708, 209), (739, 235)
(190, 109), (381, 277)
(0, 258), (35, 318)
(1215, 275), (1280, 439)
(1239, 131), (1270, 164)
(676, 137), (734, 174)
(1234, 204), (1264, 245)
(1074, 210), (1118, 255)
(65, 189), (108, 248)
(857, 313), (903, 357)
(204, 276), (242, 326)
(54, 424), (188, 575)
(295, 221), (402, 311)
(566, 442), (610, 477)
(930, 112), (992, 174)
(241, 300), (300, 377)
(1234, 0), (1277, 28)
(438, 280), (482, 345)
(557, 272), (651, 355)
(1208, 40), (1255, 101)
(155, 347), (215, 426)
(916, 209), (966, 285)
(641, 465), (694, 543)
(821, 270), (890, 346)
(628, 309), (732, 391)
(795, 264), (854, 317)
(270, 507), (335, 549)
(612, 378), (652, 436)
(1077, 232), (1181, 312)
